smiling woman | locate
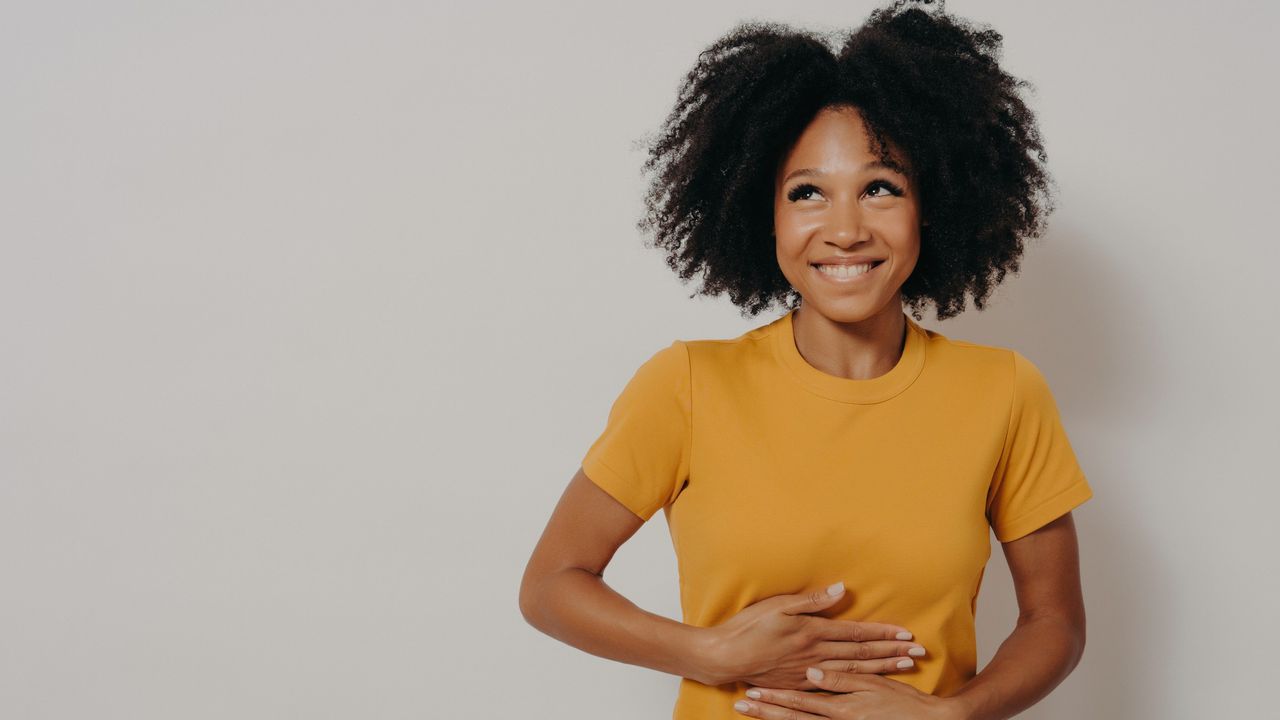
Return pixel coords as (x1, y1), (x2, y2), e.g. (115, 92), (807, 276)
(774, 107), (923, 336)
(634, 0), (1052, 325)
(519, 1), (1091, 719)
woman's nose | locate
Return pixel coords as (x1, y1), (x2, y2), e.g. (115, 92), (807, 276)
(827, 200), (870, 244)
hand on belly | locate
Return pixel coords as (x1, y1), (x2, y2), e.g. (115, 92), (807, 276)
(696, 580), (928, 689)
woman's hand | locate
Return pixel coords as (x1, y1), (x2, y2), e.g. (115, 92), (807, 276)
(730, 667), (968, 719)
(698, 581), (927, 689)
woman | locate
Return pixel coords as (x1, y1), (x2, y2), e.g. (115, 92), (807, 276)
(519, 1), (1093, 718)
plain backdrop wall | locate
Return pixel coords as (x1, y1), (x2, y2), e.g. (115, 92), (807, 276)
(2, 1), (1277, 718)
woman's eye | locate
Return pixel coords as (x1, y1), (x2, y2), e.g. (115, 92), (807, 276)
(786, 183), (822, 202)
(787, 180), (904, 203)
(867, 179), (904, 198)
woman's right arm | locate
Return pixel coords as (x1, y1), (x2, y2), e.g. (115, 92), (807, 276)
(518, 468), (725, 685)
(519, 468), (925, 689)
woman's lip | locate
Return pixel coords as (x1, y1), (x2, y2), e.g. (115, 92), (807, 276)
(810, 260), (883, 284)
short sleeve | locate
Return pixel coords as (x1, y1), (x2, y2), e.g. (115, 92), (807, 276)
(580, 340), (692, 522)
(986, 351), (1094, 542)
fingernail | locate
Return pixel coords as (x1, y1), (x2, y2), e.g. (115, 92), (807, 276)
(897, 658), (914, 668)
(896, 631), (913, 640)
(734, 700), (751, 712)
(746, 689), (762, 699)
(908, 646), (926, 656)
(807, 667), (824, 681)
(827, 581), (844, 596)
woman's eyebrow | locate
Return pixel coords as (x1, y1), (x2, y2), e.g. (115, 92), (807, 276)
(781, 161), (905, 184)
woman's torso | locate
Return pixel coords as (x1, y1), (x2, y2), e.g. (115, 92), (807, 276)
(664, 311), (1010, 717)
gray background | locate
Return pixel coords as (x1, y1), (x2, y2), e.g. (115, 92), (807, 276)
(2, 1), (1276, 718)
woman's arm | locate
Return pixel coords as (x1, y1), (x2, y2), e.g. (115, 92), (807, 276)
(943, 511), (1087, 720)
(518, 468), (722, 685)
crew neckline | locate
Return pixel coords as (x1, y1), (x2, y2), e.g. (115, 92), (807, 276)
(770, 306), (928, 404)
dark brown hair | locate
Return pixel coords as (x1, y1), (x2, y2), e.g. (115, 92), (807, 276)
(635, 0), (1055, 320)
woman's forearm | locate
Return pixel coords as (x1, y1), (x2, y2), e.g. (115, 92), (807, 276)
(520, 567), (720, 685)
(943, 612), (1086, 720)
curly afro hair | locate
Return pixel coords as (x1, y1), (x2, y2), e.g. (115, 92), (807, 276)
(633, 0), (1055, 321)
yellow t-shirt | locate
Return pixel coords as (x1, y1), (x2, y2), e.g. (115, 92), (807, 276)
(580, 307), (1094, 718)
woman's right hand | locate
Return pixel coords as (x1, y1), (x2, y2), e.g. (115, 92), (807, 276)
(697, 581), (927, 689)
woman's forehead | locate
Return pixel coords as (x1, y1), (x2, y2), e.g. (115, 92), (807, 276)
(780, 106), (910, 168)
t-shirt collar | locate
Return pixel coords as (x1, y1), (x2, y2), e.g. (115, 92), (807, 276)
(771, 307), (928, 404)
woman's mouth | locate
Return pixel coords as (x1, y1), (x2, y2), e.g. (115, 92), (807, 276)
(810, 260), (884, 284)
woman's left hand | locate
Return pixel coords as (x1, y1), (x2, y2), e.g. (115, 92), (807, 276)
(732, 667), (967, 720)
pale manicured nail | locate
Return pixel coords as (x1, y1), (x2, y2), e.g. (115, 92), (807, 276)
(746, 689), (762, 699)
(897, 659), (914, 668)
(807, 667), (824, 681)
(734, 700), (751, 712)
(896, 631), (913, 640)
(908, 646), (926, 657)
(827, 581), (844, 596)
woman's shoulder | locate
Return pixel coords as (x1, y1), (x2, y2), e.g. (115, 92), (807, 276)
(918, 324), (1051, 387)
(677, 313), (788, 368)
(923, 325), (1015, 362)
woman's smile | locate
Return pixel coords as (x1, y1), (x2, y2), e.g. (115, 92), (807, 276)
(810, 259), (885, 285)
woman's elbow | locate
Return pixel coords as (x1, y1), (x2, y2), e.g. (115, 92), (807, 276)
(518, 571), (546, 628)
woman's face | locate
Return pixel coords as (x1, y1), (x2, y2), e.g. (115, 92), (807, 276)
(773, 105), (922, 324)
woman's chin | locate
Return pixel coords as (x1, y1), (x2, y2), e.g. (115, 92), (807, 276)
(801, 294), (899, 324)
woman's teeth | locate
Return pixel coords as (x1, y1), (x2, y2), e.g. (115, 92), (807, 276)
(815, 262), (877, 278)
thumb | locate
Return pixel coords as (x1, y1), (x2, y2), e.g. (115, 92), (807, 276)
(780, 580), (847, 615)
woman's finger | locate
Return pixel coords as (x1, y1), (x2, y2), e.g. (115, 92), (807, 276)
(809, 618), (915, 642)
(804, 666), (890, 694)
(733, 688), (833, 719)
(815, 639), (926, 663)
(815, 653), (918, 675)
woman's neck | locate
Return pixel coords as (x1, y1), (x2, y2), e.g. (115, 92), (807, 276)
(791, 301), (907, 381)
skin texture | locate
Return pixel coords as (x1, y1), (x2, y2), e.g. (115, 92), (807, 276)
(518, 468), (718, 684)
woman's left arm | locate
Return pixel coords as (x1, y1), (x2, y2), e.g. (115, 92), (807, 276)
(942, 511), (1087, 720)
(732, 511), (1087, 719)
